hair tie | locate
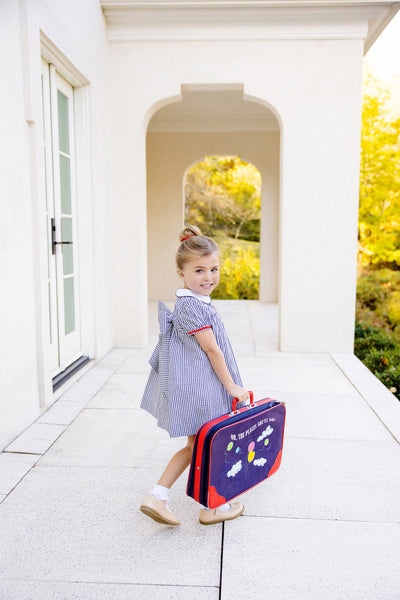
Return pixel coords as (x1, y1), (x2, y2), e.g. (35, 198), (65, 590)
(180, 236), (192, 242)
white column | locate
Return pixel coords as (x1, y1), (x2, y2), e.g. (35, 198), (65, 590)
(278, 55), (363, 352)
(259, 131), (279, 303)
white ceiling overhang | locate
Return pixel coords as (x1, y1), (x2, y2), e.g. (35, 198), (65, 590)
(100, 0), (400, 52)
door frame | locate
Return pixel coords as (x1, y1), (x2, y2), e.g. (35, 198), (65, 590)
(34, 38), (96, 408)
(51, 68), (82, 371)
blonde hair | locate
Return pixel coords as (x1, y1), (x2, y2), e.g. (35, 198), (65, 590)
(176, 225), (219, 271)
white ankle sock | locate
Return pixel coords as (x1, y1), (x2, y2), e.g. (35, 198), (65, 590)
(151, 484), (170, 502)
(200, 502), (231, 512)
(217, 502), (231, 512)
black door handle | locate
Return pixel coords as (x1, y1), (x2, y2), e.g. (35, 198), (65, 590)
(51, 218), (73, 255)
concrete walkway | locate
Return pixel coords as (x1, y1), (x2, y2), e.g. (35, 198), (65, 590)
(1, 301), (400, 600)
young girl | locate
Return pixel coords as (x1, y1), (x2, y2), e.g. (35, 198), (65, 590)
(140, 225), (249, 526)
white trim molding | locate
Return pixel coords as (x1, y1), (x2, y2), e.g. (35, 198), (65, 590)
(100, 0), (400, 49)
(40, 33), (90, 87)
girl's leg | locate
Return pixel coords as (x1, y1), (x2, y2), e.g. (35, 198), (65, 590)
(140, 435), (195, 525)
(157, 435), (196, 488)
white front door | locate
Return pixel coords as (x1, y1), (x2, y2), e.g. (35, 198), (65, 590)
(41, 59), (82, 376)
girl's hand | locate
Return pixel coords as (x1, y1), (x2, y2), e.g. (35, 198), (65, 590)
(228, 384), (249, 404)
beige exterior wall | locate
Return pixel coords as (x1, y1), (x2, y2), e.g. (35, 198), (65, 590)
(146, 130), (280, 302)
(0, 0), (112, 450)
(108, 37), (364, 352)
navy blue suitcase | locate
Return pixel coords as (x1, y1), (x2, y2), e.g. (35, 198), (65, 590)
(187, 393), (286, 508)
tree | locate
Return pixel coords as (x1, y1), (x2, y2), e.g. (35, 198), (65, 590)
(185, 155), (261, 241)
(359, 68), (400, 268)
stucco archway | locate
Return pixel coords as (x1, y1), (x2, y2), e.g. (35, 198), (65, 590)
(146, 84), (280, 304)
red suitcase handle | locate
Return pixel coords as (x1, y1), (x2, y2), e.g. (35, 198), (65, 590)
(232, 391), (254, 412)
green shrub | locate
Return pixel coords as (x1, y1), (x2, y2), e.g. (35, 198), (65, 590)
(356, 268), (400, 342)
(386, 291), (400, 330)
(362, 346), (400, 375)
(356, 273), (389, 310)
(375, 366), (400, 396)
(354, 321), (397, 360)
(354, 321), (400, 400)
(214, 236), (259, 300)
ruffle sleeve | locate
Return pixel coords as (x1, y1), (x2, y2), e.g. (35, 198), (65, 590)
(174, 297), (213, 336)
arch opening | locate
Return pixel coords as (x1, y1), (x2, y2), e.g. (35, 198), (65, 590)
(146, 85), (281, 306)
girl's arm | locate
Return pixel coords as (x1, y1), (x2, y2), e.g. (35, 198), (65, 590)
(195, 328), (249, 403)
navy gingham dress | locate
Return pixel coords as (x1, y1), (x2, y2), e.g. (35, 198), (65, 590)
(140, 292), (243, 438)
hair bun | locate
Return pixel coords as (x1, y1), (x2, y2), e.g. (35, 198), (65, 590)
(179, 224), (202, 243)
(176, 225), (219, 270)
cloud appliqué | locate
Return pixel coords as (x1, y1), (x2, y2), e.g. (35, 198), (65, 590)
(257, 425), (274, 442)
(253, 457), (267, 467)
(227, 460), (242, 478)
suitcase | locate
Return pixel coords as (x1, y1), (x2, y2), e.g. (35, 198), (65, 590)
(187, 393), (286, 508)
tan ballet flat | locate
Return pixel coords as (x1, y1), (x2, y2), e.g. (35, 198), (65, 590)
(199, 501), (244, 525)
(140, 494), (180, 526)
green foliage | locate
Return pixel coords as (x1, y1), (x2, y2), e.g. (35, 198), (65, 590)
(356, 268), (400, 340)
(184, 155), (261, 300)
(358, 68), (400, 268)
(354, 321), (400, 400)
(386, 291), (400, 335)
(354, 321), (397, 360)
(355, 268), (400, 400)
(185, 156), (261, 242)
(214, 238), (260, 300)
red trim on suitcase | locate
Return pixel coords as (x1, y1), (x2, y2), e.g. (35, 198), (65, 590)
(193, 412), (228, 501)
(188, 326), (212, 335)
(209, 486), (227, 508)
(268, 448), (282, 477)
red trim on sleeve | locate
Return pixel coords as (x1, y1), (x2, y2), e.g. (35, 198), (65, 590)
(188, 325), (212, 335)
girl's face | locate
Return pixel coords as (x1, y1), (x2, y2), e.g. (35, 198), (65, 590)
(178, 252), (220, 296)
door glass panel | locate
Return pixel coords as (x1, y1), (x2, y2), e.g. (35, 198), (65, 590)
(61, 217), (73, 276)
(63, 277), (75, 335)
(57, 91), (70, 154)
(59, 155), (72, 214)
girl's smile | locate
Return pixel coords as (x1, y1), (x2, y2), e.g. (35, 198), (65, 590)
(178, 252), (220, 296)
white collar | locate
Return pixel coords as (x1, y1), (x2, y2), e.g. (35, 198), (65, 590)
(176, 288), (211, 304)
